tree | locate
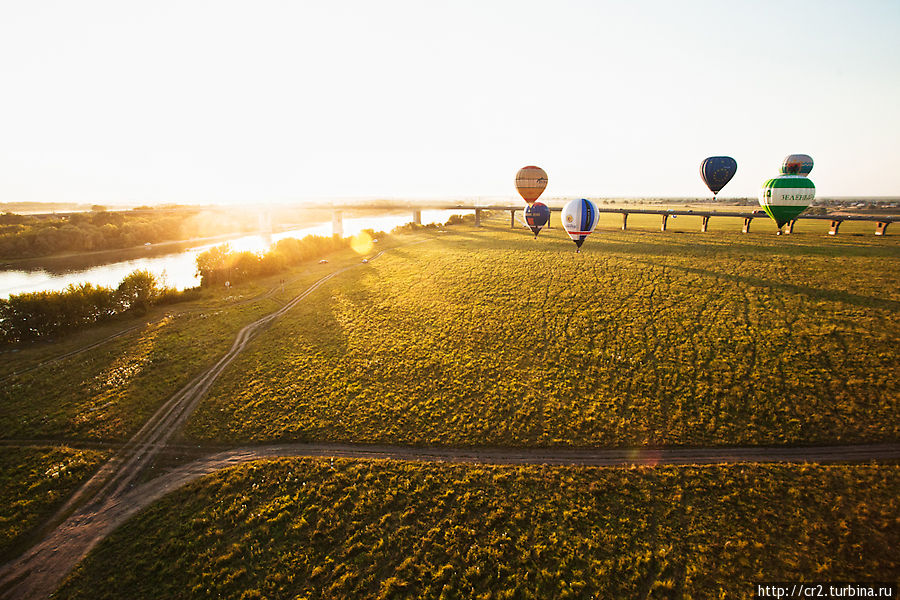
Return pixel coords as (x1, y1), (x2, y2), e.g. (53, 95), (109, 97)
(196, 244), (232, 286)
(116, 270), (159, 314)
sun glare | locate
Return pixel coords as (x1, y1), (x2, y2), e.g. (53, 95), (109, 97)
(350, 231), (374, 255)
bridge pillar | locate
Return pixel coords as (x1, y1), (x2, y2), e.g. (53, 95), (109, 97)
(413, 209), (421, 225)
(786, 219), (797, 234)
(622, 213), (629, 230)
(742, 217), (753, 233)
(829, 220), (842, 235)
(660, 214), (669, 231)
(258, 209), (273, 234)
(876, 221), (890, 236)
(701, 216), (710, 232)
(510, 210), (516, 228)
(474, 209), (482, 227)
(332, 209), (343, 238)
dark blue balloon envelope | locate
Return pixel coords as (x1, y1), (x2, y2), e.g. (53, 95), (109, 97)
(525, 202), (551, 237)
(700, 156), (738, 195)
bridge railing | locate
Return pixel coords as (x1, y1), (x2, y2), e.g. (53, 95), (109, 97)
(328, 204), (898, 237)
(499, 206), (897, 236)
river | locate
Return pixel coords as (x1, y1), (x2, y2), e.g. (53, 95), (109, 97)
(0, 210), (464, 298)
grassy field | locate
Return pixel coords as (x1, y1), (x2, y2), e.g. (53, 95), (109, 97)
(0, 244), (385, 442)
(0, 445), (109, 560)
(1, 216), (897, 598)
(55, 458), (900, 599)
(183, 217), (900, 447)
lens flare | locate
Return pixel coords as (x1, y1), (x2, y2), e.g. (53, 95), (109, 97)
(350, 231), (374, 255)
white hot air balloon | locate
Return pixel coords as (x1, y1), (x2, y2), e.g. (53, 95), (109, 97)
(561, 198), (598, 252)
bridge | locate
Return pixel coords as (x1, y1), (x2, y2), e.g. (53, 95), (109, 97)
(329, 203), (898, 237)
(24, 203), (897, 238)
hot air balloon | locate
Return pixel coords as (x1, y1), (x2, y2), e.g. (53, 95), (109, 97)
(759, 175), (816, 230)
(524, 202), (550, 238)
(700, 156), (737, 198)
(515, 166), (548, 205)
(561, 198), (598, 252)
(781, 154), (814, 176)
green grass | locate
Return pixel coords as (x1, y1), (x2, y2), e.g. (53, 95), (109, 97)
(0, 298), (279, 441)
(0, 243), (390, 442)
(184, 218), (900, 447)
(55, 458), (900, 600)
(0, 445), (109, 560)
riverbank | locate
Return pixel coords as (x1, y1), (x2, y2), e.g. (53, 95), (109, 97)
(0, 210), (465, 299)
(0, 230), (267, 272)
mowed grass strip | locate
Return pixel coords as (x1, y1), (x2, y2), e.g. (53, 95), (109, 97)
(55, 459), (899, 599)
(0, 445), (109, 560)
(185, 221), (900, 446)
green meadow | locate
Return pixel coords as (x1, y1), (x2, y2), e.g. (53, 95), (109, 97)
(1, 215), (898, 597)
(0, 445), (109, 560)
(0, 247), (379, 441)
(182, 218), (900, 447)
(56, 459), (900, 599)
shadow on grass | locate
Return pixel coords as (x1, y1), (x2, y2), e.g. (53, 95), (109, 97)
(595, 231), (900, 260)
(399, 227), (900, 312)
(435, 219), (900, 260)
(632, 259), (900, 312)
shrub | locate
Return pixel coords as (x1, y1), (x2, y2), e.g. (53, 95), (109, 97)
(194, 234), (363, 287)
(0, 271), (190, 345)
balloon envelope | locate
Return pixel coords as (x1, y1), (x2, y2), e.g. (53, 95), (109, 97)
(700, 156), (737, 195)
(781, 154), (814, 176)
(561, 198), (598, 250)
(515, 166), (548, 204)
(759, 175), (816, 228)
(524, 202), (550, 237)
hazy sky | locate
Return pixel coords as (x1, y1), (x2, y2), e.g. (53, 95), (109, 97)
(1, 0), (898, 205)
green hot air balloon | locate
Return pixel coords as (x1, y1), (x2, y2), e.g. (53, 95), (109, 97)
(759, 175), (816, 230)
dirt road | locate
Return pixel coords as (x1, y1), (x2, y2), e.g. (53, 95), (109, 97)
(1, 242), (897, 599)
(3, 438), (898, 599)
(0, 250), (397, 600)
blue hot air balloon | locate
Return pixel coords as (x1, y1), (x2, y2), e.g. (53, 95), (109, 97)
(700, 156), (738, 197)
(524, 202), (550, 237)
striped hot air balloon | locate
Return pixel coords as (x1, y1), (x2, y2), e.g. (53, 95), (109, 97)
(515, 166), (548, 205)
(561, 198), (598, 252)
(759, 175), (816, 229)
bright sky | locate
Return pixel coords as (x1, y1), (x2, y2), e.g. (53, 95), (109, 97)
(1, 0), (898, 205)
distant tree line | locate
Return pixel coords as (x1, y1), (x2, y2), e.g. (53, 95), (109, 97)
(0, 209), (255, 259)
(0, 271), (198, 345)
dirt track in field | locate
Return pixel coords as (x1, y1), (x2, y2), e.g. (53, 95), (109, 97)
(0, 253), (370, 599)
(2, 438), (898, 600)
(1, 241), (897, 600)
(0, 262), (309, 385)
